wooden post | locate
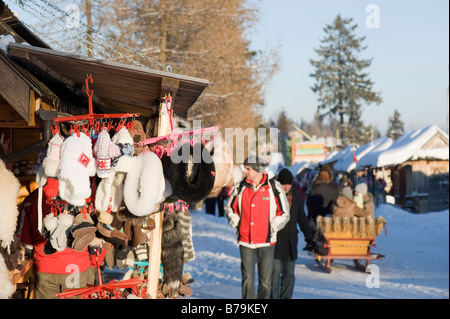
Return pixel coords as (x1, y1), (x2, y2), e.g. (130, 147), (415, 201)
(146, 78), (178, 299)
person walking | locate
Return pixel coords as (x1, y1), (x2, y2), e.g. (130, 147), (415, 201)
(271, 169), (314, 299)
(225, 156), (290, 299)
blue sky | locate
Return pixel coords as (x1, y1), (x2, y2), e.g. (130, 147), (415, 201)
(249, 0), (449, 135)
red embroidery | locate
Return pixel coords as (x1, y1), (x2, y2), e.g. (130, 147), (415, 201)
(97, 158), (111, 171)
(78, 153), (91, 168)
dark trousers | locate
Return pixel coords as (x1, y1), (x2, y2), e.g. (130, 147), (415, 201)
(271, 258), (295, 299)
(34, 267), (95, 299)
(239, 245), (275, 299)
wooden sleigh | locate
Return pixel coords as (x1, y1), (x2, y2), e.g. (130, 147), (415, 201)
(312, 216), (387, 273)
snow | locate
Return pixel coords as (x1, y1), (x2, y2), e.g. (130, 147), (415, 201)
(184, 204), (449, 299)
(357, 125), (449, 169)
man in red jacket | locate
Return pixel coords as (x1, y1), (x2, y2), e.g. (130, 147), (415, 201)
(226, 156), (290, 299)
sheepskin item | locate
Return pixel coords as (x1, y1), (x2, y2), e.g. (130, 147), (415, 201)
(42, 134), (64, 177)
(169, 143), (215, 203)
(161, 212), (184, 293)
(204, 138), (234, 198)
(123, 151), (165, 217)
(129, 120), (147, 155)
(58, 133), (96, 206)
(49, 213), (75, 252)
(94, 129), (121, 178)
(0, 254), (15, 299)
(0, 159), (21, 248)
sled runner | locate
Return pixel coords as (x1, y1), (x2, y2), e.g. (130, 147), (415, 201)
(312, 216), (386, 273)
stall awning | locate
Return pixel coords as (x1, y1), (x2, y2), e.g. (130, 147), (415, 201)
(7, 42), (209, 120)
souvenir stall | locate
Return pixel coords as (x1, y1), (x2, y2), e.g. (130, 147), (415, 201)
(1, 39), (235, 298)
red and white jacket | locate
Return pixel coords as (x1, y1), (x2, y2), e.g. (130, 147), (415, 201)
(225, 173), (290, 248)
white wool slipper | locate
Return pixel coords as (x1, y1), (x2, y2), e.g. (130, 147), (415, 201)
(43, 213), (58, 233)
(50, 213), (74, 251)
(58, 133), (96, 206)
(43, 134), (64, 177)
(123, 151), (165, 217)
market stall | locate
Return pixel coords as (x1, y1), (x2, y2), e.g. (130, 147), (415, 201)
(1, 5), (236, 298)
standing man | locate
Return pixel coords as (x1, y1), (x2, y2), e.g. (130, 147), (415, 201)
(271, 169), (313, 299)
(225, 156), (290, 299)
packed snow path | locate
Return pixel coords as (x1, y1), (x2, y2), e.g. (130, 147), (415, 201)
(185, 204), (449, 299)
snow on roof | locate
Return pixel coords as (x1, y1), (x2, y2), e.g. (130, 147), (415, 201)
(288, 161), (310, 176)
(357, 124), (449, 168)
(331, 136), (392, 172)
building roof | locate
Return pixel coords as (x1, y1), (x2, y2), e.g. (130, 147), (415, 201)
(358, 125), (449, 168)
(7, 42), (209, 121)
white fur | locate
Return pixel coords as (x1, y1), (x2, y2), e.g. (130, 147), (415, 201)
(0, 159), (21, 248)
(0, 254), (15, 299)
(123, 151), (165, 217)
(205, 138), (234, 197)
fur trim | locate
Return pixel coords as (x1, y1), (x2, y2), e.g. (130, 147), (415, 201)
(205, 138), (234, 197)
(169, 143), (215, 203)
(0, 159), (21, 248)
(114, 207), (149, 226)
(98, 211), (114, 225)
(0, 254), (15, 299)
(123, 151), (165, 217)
(43, 214), (58, 232)
(58, 213), (75, 227)
(161, 213), (184, 291)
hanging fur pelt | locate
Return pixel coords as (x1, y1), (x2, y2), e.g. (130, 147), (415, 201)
(161, 212), (184, 296)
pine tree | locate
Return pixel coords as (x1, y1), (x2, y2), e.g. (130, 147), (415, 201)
(310, 15), (382, 146)
(386, 109), (404, 141)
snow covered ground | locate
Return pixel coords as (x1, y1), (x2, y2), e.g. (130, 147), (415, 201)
(184, 204), (449, 299)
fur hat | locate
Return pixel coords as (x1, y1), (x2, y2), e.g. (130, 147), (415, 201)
(204, 137), (234, 198)
(342, 186), (353, 199)
(277, 168), (293, 185)
(243, 155), (268, 174)
(58, 133), (96, 206)
(355, 183), (368, 195)
(123, 150), (165, 217)
(168, 143), (216, 203)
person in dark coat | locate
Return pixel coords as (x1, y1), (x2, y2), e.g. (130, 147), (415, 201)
(271, 169), (314, 299)
(306, 167), (340, 224)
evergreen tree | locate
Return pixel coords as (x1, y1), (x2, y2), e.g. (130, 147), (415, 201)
(386, 109), (404, 140)
(310, 15), (382, 146)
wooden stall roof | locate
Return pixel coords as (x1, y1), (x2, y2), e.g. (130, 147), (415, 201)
(7, 42), (209, 120)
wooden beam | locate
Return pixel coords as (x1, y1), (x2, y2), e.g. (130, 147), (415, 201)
(0, 57), (30, 121)
(146, 84), (175, 299)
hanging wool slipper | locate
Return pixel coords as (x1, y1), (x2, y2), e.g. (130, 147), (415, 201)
(72, 232), (96, 252)
(182, 272), (194, 287)
(123, 150), (165, 217)
(93, 128), (121, 178)
(50, 213), (74, 252)
(71, 222), (96, 239)
(177, 283), (193, 297)
(168, 143), (216, 203)
(58, 133), (96, 206)
(131, 224), (148, 247)
(42, 134), (64, 177)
